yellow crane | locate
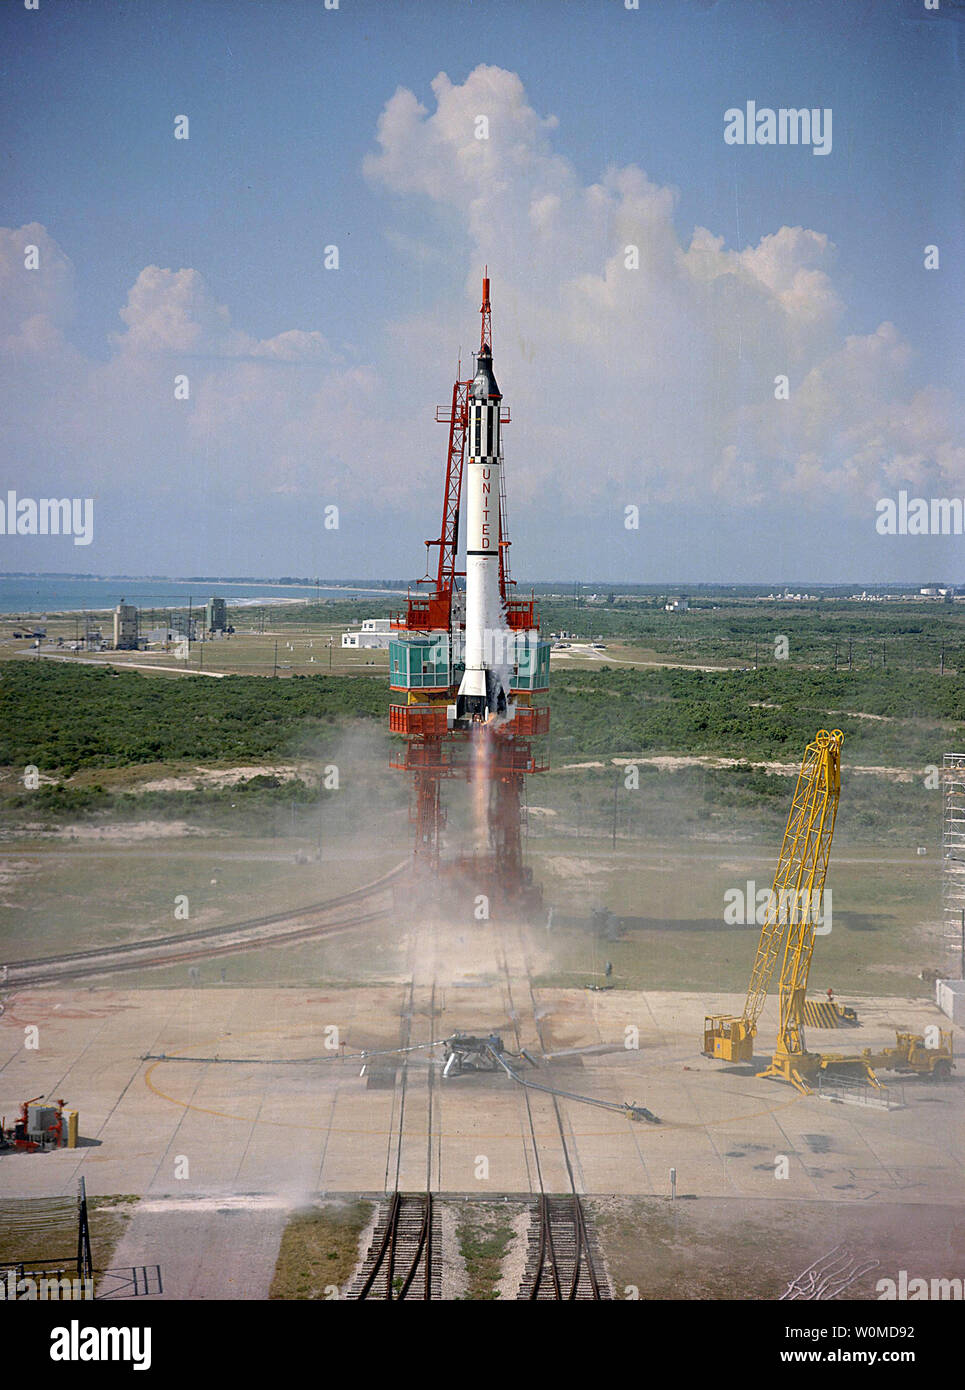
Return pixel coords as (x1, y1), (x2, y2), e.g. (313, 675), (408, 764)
(755, 729), (880, 1092)
(705, 726), (954, 1094)
(703, 729), (844, 1067)
(756, 731), (953, 1092)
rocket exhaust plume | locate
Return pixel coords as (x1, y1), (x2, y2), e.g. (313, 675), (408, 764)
(470, 724), (491, 855)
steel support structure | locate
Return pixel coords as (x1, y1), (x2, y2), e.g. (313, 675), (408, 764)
(390, 277), (545, 904)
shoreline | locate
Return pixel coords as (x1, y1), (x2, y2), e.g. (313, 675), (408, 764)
(0, 582), (409, 620)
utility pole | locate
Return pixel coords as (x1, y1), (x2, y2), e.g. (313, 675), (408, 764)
(273, 640), (278, 677)
(848, 631), (853, 671)
(941, 642), (945, 676)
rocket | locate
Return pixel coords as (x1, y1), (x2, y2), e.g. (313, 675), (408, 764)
(455, 275), (510, 724)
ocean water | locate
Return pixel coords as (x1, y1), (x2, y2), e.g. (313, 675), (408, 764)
(0, 575), (405, 615)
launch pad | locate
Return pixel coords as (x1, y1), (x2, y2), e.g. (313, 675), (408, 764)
(5, 979), (961, 1206)
(389, 275), (550, 909)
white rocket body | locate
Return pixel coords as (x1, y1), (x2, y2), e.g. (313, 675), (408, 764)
(456, 344), (511, 723)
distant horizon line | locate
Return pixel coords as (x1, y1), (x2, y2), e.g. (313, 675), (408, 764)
(0, 572), (958, 591)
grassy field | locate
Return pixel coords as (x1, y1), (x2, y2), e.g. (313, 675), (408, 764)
(0, 830), (942, 998)
(591, 1197), (963, 1301)
(0, 1194), (138, 1281)
(81, 910), (412, 992)
(269, 1199), (373, 1299)
(0, 752), (947, 998)
(528, 834), (943, 998)
(4, 630), (962, 782)
(1, 596), (959, 1000)
(530, 759), (941, 849)
(538, 595), (965, 674)
(0, 833), (407, 962)
(454, 1201), (518, 1299)
(0, 621), (389, 680)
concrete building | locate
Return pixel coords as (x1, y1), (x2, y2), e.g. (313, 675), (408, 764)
(205, 596), (228, 632)
(936, 978), (965, 1024)
(112, 602), (138, 650)
(342, 617), (393, 649)
(146, 615), (197, 644)
(665, 596), (689, 613)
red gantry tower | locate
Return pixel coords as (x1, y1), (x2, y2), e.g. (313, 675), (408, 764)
(388, 274), (550, 912)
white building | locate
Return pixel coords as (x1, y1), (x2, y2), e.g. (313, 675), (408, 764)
(342, 617), (393, 649)
(113, 602), (138, 650)
(665, 596), (689, 612)
(936, 979), (965, 1025)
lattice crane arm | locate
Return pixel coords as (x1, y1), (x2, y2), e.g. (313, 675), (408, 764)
(703, 729), (844, 1063)
(742, 729), (843, 1029)
(770, 729), (843, 1058)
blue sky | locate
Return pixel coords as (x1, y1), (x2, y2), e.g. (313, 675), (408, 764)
(1, 0), (963, 582)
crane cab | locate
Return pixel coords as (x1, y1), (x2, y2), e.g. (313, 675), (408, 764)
(703, 1015), (755, 1062)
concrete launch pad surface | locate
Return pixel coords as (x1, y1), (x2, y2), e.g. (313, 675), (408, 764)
(2, 983), (962, 1207)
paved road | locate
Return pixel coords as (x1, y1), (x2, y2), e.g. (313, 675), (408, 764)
(105, 1196), (289, 1300)
(27, 652), (225, 678)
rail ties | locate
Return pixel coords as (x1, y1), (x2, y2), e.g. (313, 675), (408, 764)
(519, 1195), (610, 1301)
(349, 1193), (438, 1301)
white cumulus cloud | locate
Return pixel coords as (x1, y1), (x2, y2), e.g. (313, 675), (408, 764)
(364, 65), (963, 513)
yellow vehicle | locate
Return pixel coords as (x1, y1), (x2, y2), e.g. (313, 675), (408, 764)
(704, 729), (844, 1066)
(862, 1030), (955, 1079)
(759, 1028), (955, 1095)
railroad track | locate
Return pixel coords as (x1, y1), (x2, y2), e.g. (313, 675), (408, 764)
(519, 1194), (607, 1300)
(492, 926), (612, 1301)
(1, 863), (406, 987)
(349, 922), (442, 1300)
(348, 1192), (438, 1300)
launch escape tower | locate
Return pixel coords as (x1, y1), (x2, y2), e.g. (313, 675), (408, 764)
(388, 275), (550, 907)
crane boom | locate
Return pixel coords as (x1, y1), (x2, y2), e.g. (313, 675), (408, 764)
(703, 729), (843, 1064)
(768, 729), (842, 1060)
(704, 727), (951, 1093)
